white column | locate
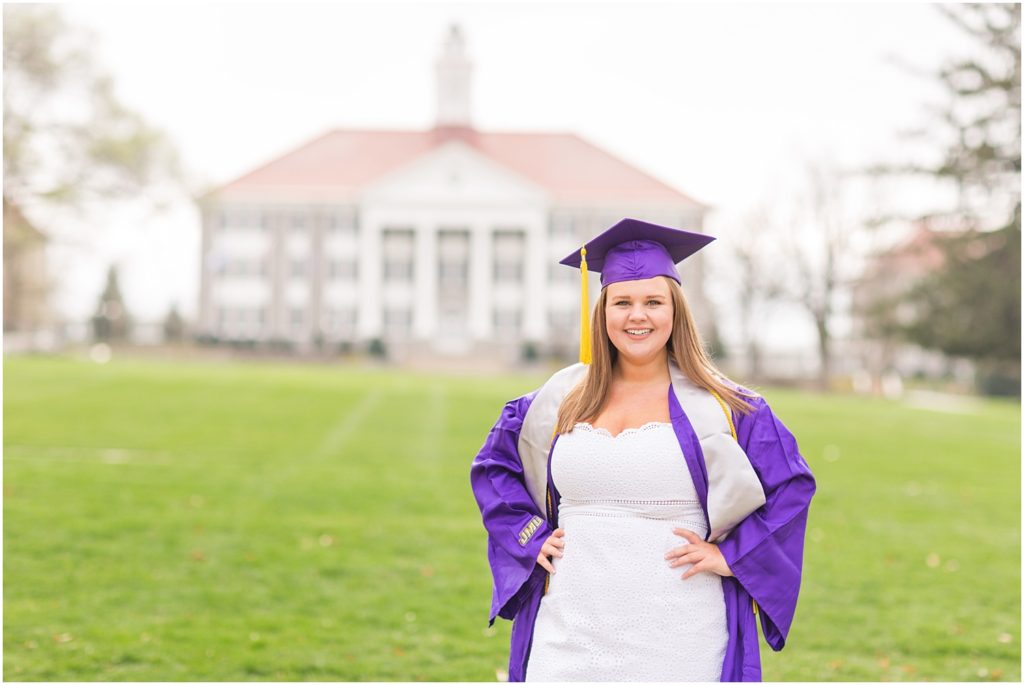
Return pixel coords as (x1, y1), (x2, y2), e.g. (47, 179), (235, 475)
(413, 224), (437, 341)
(523, 217), (545, 341)
(198, 209), (214, 333)
(357, 214), (382, 340)
(469, 224), (492, 340)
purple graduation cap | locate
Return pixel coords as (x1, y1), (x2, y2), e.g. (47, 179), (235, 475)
(559, 217), (715, 287)
(558, 218), (715, 362)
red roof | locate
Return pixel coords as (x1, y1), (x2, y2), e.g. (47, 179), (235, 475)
(213, 127), (705, 207)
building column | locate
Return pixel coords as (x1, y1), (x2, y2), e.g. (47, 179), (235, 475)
(198, 208), (215, 334)
(413, 224), (437, 342)
(469, 225), (492, 341)
(356, 215), (382, 341)
(310, 209), (325, 344)
(268, 210), (285, 339)
(523, 218), (545, 341)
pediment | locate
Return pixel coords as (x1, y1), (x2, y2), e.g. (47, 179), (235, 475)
(361, 140), (549, 206)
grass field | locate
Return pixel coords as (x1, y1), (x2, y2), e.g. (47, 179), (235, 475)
(3, 355), (1020, 681)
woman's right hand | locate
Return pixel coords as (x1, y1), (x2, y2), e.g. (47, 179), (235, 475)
(537, 528), (565, 574)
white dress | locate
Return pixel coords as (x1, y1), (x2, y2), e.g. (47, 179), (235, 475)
(525, 422), (728, 682)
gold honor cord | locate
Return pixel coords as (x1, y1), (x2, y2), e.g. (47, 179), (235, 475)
(545, 433), (557, 595)
(544, 487), (553, 595)
(579, 247), (592, 365)
(708, 389), (738, 440)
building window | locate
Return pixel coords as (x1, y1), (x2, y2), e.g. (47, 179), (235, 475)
(290, 308), (305, 328)
(382, 229), (413, 282)
(327, 210), (357, 235)
(548, 309), (574, 332)
(226, 211), (241, 231)
(493, 229), (525, 285)
(328, 259), (358, 280)
(384, 261), (413, 281)
(290, 259), (307, 279)
(291, 213), (308, 233)
(217, 306), (266, 337)
(323, 308), (357, 336)
(257, 211), (269, 231)
(493, 308), (522, 338)
(439, 261), (468, 288)
(218, 207), (269, 232)
(495, 262), (523, 283)
(231, 308), (262, 334)
(548, 262), (574, 285)
(438, 229), (469, 291)
(438, 302), (467, 335)
(224, 259), (265, 277)
(549, 214), (574, 238)
(382, 228), (415, 283)
(383, 307), (412, 337)
(438, 228), (469, 256)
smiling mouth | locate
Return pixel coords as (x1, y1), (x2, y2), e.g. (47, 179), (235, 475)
(625, 328), (653, 337)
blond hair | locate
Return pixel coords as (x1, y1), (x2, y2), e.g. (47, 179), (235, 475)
(555, 277), (756, 434)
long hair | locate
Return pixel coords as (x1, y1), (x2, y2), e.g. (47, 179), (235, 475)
(555, 277), (756, 435)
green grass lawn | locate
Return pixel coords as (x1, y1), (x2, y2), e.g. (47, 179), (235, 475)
(4, 355), (1020, 681)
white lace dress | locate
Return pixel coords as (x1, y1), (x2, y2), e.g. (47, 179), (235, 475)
(524, 422), (727, 682)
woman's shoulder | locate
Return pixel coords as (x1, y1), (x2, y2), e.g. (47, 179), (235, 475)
(545, 361), (589, 388)
(532, 362), (589, 406)
(713, 372), (763, 401)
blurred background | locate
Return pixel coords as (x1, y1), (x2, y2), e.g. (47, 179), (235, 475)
(3, 2), (1020, 682)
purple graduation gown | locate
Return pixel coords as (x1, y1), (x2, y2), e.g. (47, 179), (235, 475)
(469, 385), (816, 682)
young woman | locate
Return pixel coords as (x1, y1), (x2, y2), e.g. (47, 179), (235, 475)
(470, 218), (816, 682)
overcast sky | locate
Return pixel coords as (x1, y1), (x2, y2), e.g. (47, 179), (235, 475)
(52, 2), (973, 351)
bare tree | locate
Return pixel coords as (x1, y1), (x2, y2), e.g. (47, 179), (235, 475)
(783, 162), (855, 391)
(726, 207), (785, 382)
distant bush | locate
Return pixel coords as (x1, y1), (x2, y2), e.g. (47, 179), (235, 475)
(978, 366), (1021, 398)
(367, 338), (387, 359)
(267, 338), (294, 354)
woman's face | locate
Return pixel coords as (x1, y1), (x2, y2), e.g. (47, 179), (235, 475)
(604, 276), (674, 365)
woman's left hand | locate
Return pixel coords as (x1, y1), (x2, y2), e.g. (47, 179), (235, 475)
(665, 528), (734, 580)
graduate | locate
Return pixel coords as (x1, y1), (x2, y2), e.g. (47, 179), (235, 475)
(470, 218), (816, 681)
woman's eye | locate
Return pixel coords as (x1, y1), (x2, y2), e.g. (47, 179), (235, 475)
(647, 300), (662, 306)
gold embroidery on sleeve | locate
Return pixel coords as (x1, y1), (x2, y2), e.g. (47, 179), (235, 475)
(518, 515), (544, 547)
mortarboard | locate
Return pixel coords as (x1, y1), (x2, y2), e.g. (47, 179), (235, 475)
(559, 218), (715, 364)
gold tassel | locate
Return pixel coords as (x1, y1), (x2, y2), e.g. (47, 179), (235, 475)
(579, 247), (592, 365)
